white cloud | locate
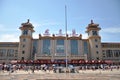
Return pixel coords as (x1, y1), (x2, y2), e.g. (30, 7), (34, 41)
(0, 24), (4, 28)
(39, 22), (60, 26)
(0, 24), (6, 31)
(32, 21), (62, 34)
(0, 24), (19, 42)
(82, 33), (88, 39)
(0, 24), (19, 32)
(32, 22), (40, 28)
(102, 27), (120, 33)
(99, 25), (120, 42)
(0, 34), (19, 42)
(32, 21), (61, 28)
(33, 33), (39, 39)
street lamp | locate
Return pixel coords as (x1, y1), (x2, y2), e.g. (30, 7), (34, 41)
(65, 5), (68, 72)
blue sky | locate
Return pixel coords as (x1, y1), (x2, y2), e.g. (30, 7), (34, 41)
(0, 0), (120, 42)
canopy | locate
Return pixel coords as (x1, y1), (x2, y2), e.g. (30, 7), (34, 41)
(10, 60), (17, 64)
(105, 60), (113, 64)
(16, 59), (106, 64)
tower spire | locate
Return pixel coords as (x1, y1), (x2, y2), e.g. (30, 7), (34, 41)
(27, 19), (30, 23)
(91, 19), (94, 24)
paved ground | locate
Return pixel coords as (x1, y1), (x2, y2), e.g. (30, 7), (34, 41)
(0, 69), (120, 80)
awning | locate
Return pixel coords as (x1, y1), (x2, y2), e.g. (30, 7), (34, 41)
(71, 59), (85, 64)
(38, 59), (52, 64)
(16, 59), (106, 64)
(105, 60), (113, 64)
(10, 60), (17, 64)
(17, 60), (27, 64)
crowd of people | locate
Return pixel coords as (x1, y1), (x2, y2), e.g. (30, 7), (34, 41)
(0, 63), (120, 73)
(0, 63), (53, 73)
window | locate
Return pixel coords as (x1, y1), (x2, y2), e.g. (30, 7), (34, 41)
(21, 57), (24, 60)
(96, 45), (98, 48)
(0, 49), (6, 57)
(70, 39), (78, 55)
(23, 30), (28, 35)
(23, 45), (25, 47)
(96, 51), (99, 54)
(102, 50), (105, 52)
(95, 39), (98, 42)
(33, 40), (38, 55)
(22, 51), (25, 54)
(42, 39), (50, 55)
(56, 39), (65, 56)
(119, 50), (120, 57)
(92, 31), (97, 35)
(103, 53), (105, 55)
(83, 41), (88, 54)
(7, 49), (14, 57)
(96, 57), (99, 60)
(106, 50), (113, 57)
(114, 50), (119, 57)
(103, 56), (105, 57)
(23, 39), (26, 42)
(15, 50), (18, 57)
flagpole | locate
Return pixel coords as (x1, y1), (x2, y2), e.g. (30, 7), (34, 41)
(65, 5), (68, 72)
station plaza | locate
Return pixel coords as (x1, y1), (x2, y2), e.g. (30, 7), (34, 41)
(0, 61), (120, 80)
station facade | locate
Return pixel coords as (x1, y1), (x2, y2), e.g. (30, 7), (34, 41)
(0, 20), (120, 64)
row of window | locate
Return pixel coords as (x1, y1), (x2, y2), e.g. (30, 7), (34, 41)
(0, 49), (18, 57)
(94, 39), (99, 57)
(0, 44), (18, 47)
(41, 39), (84, 56)
(102, 44), (120, 48)
(83, 41), (88, 54)
(102, 50), (120, 58)
(31, 39), (88, 56)
(44, 39), (79, 55)
(21, 39), (26, 56)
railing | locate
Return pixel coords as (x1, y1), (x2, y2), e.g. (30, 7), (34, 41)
(35, 55), (86, 60)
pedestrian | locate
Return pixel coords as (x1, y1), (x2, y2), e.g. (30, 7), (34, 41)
(32, 65), (35, 73)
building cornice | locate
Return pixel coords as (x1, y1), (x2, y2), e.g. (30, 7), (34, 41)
(88, 36), (101, 39)
(20, 35), (33, 39)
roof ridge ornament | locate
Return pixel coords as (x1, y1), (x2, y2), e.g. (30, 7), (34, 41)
(56, 29), (64, 36)
(27, 19), (30, 23)
(59, 29), (62, 35)
(91, 20), (94, 24)
(70, 29), (78, 36)
(43, 29), (50, 36)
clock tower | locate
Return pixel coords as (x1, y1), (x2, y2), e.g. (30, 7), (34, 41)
(18, 19), (35, 60)
(86, 20), (102, 60)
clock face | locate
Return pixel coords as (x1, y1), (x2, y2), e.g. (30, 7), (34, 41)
(92, 31), (97, 35)
(23, 30), (28, 35)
